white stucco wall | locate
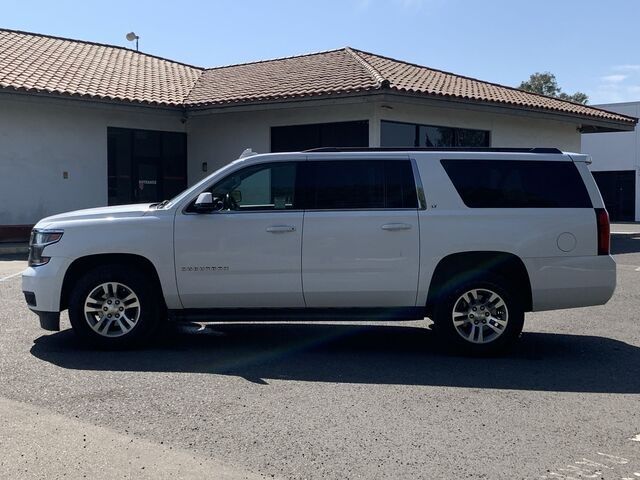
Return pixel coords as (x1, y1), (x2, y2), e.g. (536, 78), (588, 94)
(581, 102), (640, 221)
(1, 93), (585, 227)
(186, 100), (377, 184)
(187, 97), (582, 186)
(0, 94), (184, 226)
(581, 102), (639, 172)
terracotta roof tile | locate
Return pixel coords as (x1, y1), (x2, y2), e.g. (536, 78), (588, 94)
(0, 29), (202, 106)
(185, 48), (381, 106)
(0, 29), (635, 127)
(353, 49), (631, 124)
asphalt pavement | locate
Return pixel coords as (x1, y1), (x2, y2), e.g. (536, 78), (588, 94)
(1, 234), (639, 479)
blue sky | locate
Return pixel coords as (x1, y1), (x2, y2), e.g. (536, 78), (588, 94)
(3, 0), (640, 105)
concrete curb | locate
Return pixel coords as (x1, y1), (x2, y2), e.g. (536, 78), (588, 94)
(0, 243), (28, 255)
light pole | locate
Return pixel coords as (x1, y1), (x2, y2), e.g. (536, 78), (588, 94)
(125, 32), (139, 51)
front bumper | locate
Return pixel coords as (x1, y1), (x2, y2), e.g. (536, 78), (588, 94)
(30, 310), (60, 331)
(21, 256), (70, 316)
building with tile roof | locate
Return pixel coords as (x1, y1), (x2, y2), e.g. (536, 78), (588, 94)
(582, 101), (640, 221)
(0, 28), (636, 238)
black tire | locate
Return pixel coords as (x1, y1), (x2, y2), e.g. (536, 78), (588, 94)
(432, 275), (524, 356)
(68, 264), (162, 349)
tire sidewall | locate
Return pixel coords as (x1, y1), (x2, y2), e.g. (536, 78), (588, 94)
(433, 276), (524, 356)
(68, 265), (160, 348)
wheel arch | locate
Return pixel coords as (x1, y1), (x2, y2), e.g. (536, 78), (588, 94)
(425, 251), (532, 316)
(60, 253), (165, 311)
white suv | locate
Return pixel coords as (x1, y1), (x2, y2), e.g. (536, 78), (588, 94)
(22, 148), (615, 354)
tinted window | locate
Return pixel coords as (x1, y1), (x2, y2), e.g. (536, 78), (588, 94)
(441, 159), (592, 208)
(379, 121), (416, 147)
(302, 160), (418, 209)
(107, 127), (187, 206)
(271, 121), (369, 152)
(419, 125), (455, 147)
(204, 162), (298, 211)
(455, 128), (491, 148)
(381, 120), (490, 148)
(592, 170), (636, 221)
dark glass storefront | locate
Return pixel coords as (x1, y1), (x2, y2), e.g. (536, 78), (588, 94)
(107, 127), (187, 205)
(381, 120), (490, 148)
(592, 170), (636, 222)
(271, 120), (369, 152)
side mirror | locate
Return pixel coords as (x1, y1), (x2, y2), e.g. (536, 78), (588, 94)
(193, 192), (221, 213)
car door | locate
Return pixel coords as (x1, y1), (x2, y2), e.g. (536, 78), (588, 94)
(174, 160), (305, 308)
(301, 157), (421, 307)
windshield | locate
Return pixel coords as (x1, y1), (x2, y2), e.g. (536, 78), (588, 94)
(155, 160), (242, 209)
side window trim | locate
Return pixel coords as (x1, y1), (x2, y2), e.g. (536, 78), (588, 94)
(410, 158), (427, 210)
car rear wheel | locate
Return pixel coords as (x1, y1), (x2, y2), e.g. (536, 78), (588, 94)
(433, 276), (524, 355)
(68, 265), (161, 348)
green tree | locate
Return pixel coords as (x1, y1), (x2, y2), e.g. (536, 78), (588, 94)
(518, 72), (588, 104)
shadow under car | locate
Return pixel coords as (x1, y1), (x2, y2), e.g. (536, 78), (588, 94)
(31, 322), (640, 394)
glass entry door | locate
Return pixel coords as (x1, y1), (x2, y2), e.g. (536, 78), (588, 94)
(135, 161), (160, 203)
(107, 127), (187, 205)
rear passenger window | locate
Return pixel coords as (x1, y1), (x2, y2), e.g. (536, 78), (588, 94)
(303, 160), (418, 209)
(441, 159), (592, 208)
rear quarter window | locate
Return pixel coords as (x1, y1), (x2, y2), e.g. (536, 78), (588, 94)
(441, 159), (592, 208)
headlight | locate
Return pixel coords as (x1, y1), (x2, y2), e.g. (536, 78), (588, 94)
(28, 229), (64, 267)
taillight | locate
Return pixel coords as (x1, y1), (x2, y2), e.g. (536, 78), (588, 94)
(595, 208), (610, 255)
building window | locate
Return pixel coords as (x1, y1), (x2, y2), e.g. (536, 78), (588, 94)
(380, 120), (490, 148)
(591, 170), (636, 221)
(271, 120), (369, 152)
(107, 127), (187, 205)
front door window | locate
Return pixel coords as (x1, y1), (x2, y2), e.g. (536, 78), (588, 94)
(186, 162), (299, 213)
(212, 162), (297, 211)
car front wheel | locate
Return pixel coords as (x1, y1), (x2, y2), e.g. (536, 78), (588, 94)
(68, 265), (161, 348)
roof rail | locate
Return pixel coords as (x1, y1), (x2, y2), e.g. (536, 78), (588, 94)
(304, 147), (563, 154)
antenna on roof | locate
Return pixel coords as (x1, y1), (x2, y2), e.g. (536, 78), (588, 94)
(239, 148), (258, 159)
(125, 32), (139, 51)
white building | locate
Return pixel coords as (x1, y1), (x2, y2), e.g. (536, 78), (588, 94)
(0, 28), (636, 241)
(582, 101), (640, 221)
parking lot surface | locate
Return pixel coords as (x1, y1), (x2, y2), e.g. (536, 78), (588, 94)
(1, 235), (639, 479)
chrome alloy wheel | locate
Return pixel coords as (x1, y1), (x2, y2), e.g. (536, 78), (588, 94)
(83, 282), (141, 338)
(452, 288), (509, 344)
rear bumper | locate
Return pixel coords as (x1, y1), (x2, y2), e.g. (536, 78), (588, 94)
(525, 255), (616, 311)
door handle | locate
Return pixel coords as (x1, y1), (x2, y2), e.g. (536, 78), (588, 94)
(381, 223), (412, 231)
(266, 225), (296, 233)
